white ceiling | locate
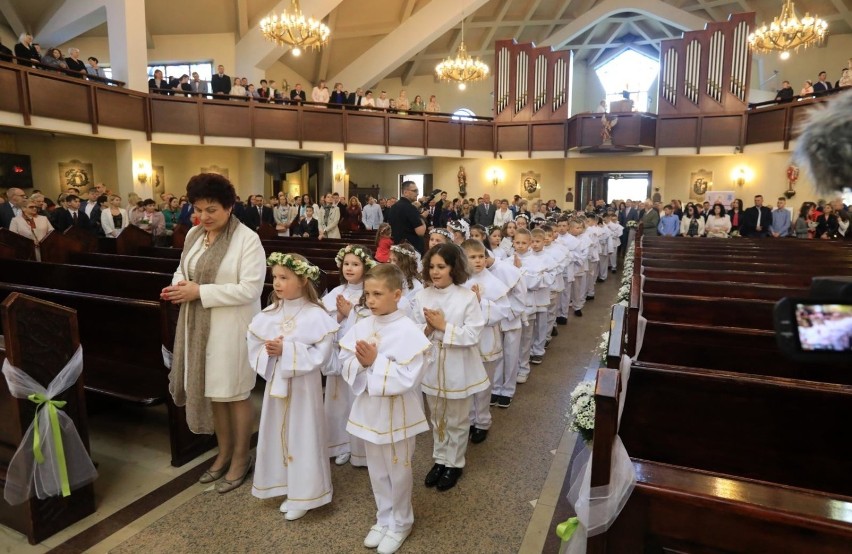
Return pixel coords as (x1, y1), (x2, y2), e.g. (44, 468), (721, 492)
(2, 0), (849, 84)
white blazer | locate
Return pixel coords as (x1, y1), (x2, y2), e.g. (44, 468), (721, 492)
(101, 208), (129, 238)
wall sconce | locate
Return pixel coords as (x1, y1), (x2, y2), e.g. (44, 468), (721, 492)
(732, 166), (751, 187)
(490, 168), (504, 187)
(136, 162), (149, 184)
(334, 163), (347, 182)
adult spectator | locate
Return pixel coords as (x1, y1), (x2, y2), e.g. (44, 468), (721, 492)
(290, 83), (306, 103)
(679, 204), (704, 237)
(740, 194), (773, 237)
(86, 57), (106, 79)
(244, 194), (274, 230)
(800, 80), (814, 96)
(175, 74), (193, 95)
(10, 197), (54, 260)
(657, 205), (680, 236)
(345, 196), (362, 231)
(41, 47), (68, 71)
(52, 194), (90, 232)
(794, 202), (814, 239)
(163, 173), (265, 494)
(329, 82), (346, 107)
(815, 204), (840, 239)
(493, 199), (513, 227)
(132, 198), (165, 236)
(210, 65), (230, 96)
(474, 193), (496, 226)
(101, 194), (129, 237)
(300, 194), (320, 217)
(770, 197), (792, 237)
(333, 192), (346, 222)
(89, 194), (108, 236)
(317, 193), (341, 239)
(813, 71), (833, 94)
(705, 204), (732, 238)
(64, 48), (86, 76)
(162, 196), (180, 234)
(0, 37), (13, 61)
(362, 196), (383, 230)
(375, 91), (390, 109)
(148, 69), (172, 94)
(426, 95), (440, 112)
(28, 192), (48, 216)
(0, 187), (26, 228)
(347, 87), (366, 107)
(729, 198), (744, 233)
(640, 199), (660, 237)
(397, 90), (410, 113)
(273, 194), (296, 237)
(14, 33), (39, 65)
(311, 80), (329, 106)
(410, 94), (425, 112)
(362, 90), (376, 109)
(839, 68), (852, 88)
(775, 81), (794, 103)
(228, 77), (246, 99)
(387, 180), (426, 252)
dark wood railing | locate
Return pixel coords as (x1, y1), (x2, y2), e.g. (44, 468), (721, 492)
(0, 58), (844, 156)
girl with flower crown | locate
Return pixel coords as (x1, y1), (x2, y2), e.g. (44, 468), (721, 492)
(389, 242), (423, 309)
(322, 244), (377, 467)
(249, 253), (339, 522)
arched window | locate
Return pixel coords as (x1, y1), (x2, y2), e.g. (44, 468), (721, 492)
(451, 108), (476, 121)
(595, 49), (659, 113)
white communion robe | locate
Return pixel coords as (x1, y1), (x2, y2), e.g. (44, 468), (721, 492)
(248, 298), (339, 511)
(322, 282), (368, 462)
(489, 259), (526, 399)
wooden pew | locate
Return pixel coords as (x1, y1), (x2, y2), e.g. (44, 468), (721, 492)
(0, 293), (96, 544)
(0, 228), (35, 261)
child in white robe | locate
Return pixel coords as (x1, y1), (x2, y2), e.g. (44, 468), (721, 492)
(585, 217), (601, 299)
(389, 243), (423, 312)
(461, 239), (511, 444)
(499, 220), (516, 258)
(570, 216), (591, 316)
(528, 228), (558, 364)
(487, 253), (526, 407)
(554, 216), (577, 325)
(514, 228), (554, 381)
(488, 227), (508, 261)
(322, 244), (377, 467)
(249, 253), (338, 521)
(540, 224), (567, 345)
(606, 214), (623, 273)
(340, 264), (432, 554)
(412, 243), (488, 492)
(428, 228), (453, 250)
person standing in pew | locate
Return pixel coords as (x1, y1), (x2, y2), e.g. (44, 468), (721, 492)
(101, 194), (129, 238)
(162, 173), (266, 494)
(51, 194), (91, 233)
(640, 199), (660, 237)
(244, 194), (274, 231)
(10, 197), (54, 260)
(296, 205), (320, 238)
(740, 194), (774, 237)
(319, 193), (342, 240)
(770, 197), (792, 238)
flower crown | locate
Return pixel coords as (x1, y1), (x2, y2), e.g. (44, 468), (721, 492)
(390, 244), (423, 272)
(267, 252), (321, 282)
(514, 213), (531, 222)
(447, 220), (469, 239)
(335, 244), (377, 270)
(431, 228), (454, 241)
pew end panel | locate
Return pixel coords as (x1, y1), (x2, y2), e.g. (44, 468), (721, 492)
(116, 225), (153, 255)
(0, 293), (95, 544)
(0, 229), (35, 261)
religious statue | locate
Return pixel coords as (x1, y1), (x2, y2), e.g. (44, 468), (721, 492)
(601, 113), (618, 145)
(457, 165), (467, 197)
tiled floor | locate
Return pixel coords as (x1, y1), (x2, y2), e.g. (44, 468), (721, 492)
(0, 277), (618, 554)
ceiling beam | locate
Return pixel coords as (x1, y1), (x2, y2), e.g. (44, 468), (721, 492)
(587, 22), (626, 66)
(401, 0), (417, 21)
(332, 24), (398, 40)
(401, 59), (420, 86)
(237, 0), (249, 38)
(317, 8), (339, 81)
(829, 0), (852, 28)
(540, 0), (708, 49)
(478, 0), (513, 51)
(329, 0), (491, 89)
(0, 0), (26, 37)
(35, 0), (109, 49)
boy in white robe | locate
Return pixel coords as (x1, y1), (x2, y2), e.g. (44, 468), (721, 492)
(606, 214), (624, 273)
(487, 254), (527, 407)
(514, 228), (554, 382)
(570, 217), (591, 316)
(585, 217), (601, 299)
(461, 239), (511, 444)
(340, 264), (432, 554)
(554, 216), (577, 325)
(249, 253), (339, 521)
(541, 224), (567, 345)
(528, 228), (557, 365)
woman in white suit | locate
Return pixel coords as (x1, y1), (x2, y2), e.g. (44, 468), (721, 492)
(101, 194), (129, 237)
(10, 198), (54, 261)
(161, 173), (266, 494)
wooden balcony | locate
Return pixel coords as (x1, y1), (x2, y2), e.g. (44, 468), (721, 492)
(0, 60), (840, 156)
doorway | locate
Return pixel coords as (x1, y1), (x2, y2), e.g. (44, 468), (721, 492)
(575, 171), (652, 211)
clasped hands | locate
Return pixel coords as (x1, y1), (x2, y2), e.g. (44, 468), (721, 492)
(160, 280), (200, 304)
(423, 307), (446, 336)
(336, 294), (353, 320)
(354, 340), (378, 367)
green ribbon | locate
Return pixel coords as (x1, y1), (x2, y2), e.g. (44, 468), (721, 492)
(555, 516), (579, 543)
(27, 393), (71, 497)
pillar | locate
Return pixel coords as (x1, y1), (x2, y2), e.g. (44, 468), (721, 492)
(114, 137), (152, 199)
(106, 0), (148, 91)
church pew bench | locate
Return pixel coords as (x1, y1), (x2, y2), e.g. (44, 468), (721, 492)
(642, 236), (852, 251)
(641, 293), (775, 330)
(69, 252), (181, 274)
(640, 256), (852, 273)
(641, 277), (810, 300)
(618, 362), (852, 497)
(641, 267), (815, 287)
(636, 321), (851, 385)
(0, 228), (35, 260)
(0, 293), (97, 544)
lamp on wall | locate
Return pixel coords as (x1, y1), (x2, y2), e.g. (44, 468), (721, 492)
(489, 168), (504, 187)
(334, 163), (347, 182)
(136, 162), (149, 185)
(732, 166), (751, 187)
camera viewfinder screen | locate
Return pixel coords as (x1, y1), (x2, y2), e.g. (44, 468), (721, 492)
(795, 304), (852, 352)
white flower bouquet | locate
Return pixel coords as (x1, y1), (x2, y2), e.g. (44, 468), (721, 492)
(626, 220), (638, 228)
(568, 380), (596, 444)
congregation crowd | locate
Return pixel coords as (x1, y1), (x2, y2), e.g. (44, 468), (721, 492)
(773, 59), (852, 103)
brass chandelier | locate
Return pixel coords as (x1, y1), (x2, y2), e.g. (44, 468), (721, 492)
(748, 0), (828, 59)
(435, 16), (489, 90)
(260, 0), (330, 57)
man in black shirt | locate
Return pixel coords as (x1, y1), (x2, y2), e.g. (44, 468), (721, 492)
(387, 181), (426, 253)
(775, 81), (794, 103)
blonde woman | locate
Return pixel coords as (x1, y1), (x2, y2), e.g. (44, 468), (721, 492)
(396, 89), (410, 114)
(10, 198), (54, 261)
(425, 95), (440, 113)
(312, 80), (329, 107)
(102, 194), (129, 237)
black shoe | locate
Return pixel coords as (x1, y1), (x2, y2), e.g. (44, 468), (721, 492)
(425, 463), (445, 487)
(556, 316), (568, 325)
(469, 425), (475, 437)
(490, 394), (498, 406)
(551, 326), (559, 337)
(497, 396), (512, 408)
(530, 355), (543, 365)
(612, 269), (617, 274)
(470, 428), (488, 444)
(597, 278), (605, 283)
(436, 467), (463, 491)
(544, 339), (551, 350)
(586, 296), (595, 301)
(574, 310), (583, 317)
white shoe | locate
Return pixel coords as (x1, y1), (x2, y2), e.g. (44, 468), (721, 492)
(377, 529), (411, 554)
(284, 509), (308, 521)
(279, 500), (288, 513)
(335, 452), (351, 465)
(364, 524), (388, 548)
(517, 373), (529, 384)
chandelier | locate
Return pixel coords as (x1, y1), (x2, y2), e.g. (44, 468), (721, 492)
(748, 0), (828, 59)
(435, 17), (489, 90)
(260, 0), (330, 57)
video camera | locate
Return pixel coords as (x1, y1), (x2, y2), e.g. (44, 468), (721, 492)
(774, 277), (852, 361)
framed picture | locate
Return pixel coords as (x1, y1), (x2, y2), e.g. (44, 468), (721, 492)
(58, 159), (94, 192)
(152, 165), (165, 197)
(689, 169), (713, 200)
(707, 190), (735, 209)
(201, 165), (229, 179)
(521, 170), (541, 199)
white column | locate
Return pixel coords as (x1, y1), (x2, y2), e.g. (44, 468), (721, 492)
(107, 0), (148, 91)
(115, 137), (152, 198)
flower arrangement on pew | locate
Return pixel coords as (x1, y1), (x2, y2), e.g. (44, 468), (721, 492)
(568, 381), (596, 444)
(616, 241), (635, 305)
